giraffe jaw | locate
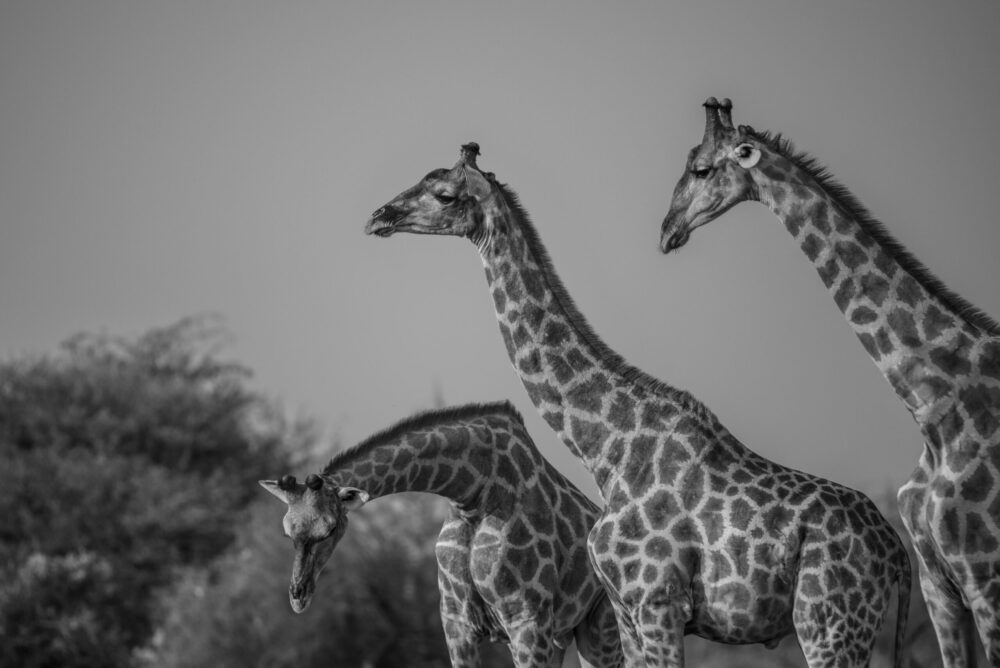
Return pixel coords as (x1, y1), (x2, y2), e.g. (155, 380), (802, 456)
(365, 217), (468, 238)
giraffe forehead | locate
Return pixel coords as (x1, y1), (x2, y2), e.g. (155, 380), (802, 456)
(418, 168), (464, 193)
(284, 503), (335, 535)
(422, 168), (450, 182)
(694, 144), (729, 167)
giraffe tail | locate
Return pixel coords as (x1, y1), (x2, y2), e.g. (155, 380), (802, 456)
(892, 548), (912, 668)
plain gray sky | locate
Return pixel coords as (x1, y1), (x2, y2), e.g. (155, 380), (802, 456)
(2, 0), (998, 502)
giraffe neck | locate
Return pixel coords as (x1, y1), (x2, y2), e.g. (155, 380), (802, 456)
(752, 145), (991, 425)
(322, 404), (518, 512)
(473, 186), (705, 494)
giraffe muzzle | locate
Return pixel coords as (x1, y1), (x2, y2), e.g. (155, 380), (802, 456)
(660, 212), (691, 254)
(660, 226), (690, 254)
(365, 205), (405, 236)
(289, 580), (313, 613)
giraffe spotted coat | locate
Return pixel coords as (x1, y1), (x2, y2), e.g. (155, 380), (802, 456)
(367, 145), (911, 667)
(662, 97), (1000, 667)
(261, 402), (622, 668)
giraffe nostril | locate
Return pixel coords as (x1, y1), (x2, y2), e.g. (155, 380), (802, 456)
(372, 207), (386, 219)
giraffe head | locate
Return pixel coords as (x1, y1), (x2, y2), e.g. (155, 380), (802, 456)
(365, 142), (501, 243)
(660, 97), (767, 253)
(259, 473), (370, 613)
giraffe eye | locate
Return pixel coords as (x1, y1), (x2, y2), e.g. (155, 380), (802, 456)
(434, 193), (456, 204)
(691, 167), (712, 179)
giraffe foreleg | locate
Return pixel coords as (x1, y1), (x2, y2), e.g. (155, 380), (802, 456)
(792, 598), (878, 668)
(573, 596), (626, 668)
(600, 600), (645, 668)
(969, 588), (1000, 667)
(440, 616), (483, 668)
(916, 561), (979, 668)
(630, 586), (690, 667)
(963, 561), (1000, 667)
(504, 616), (563, 668)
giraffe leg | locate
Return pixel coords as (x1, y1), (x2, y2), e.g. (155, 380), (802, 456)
(969, 591), (1000, 667)
(793, 600), (878, 668)
(917, 566), (978, 668)
(899, 469), (979, 666)
(505, 619), (562, 668)
(603, 600), (646, 668)
(630, 588), (689, 667)
(441, 617), (482, 668)
(791, 554), (892, 668)
(573, 596), (626, 668)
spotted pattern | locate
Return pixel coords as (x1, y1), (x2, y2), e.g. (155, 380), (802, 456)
(367, 151), (911, 667)
(272, 403), (622, 667)
(661, 98), (1000, 666)
(482, 211), (910, 668)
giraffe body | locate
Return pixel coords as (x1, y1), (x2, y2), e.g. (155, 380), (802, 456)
(662, 98), (1000, 666)
(366, 145), (911, 667)
(260, 402), (622, 668)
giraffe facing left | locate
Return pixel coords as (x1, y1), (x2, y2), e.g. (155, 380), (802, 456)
(366, 144), (912, 667)
(260, 401), (622, 668)
(661, 97), (1000, 666)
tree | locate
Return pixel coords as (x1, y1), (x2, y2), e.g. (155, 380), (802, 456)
(0, 316), (301, 666)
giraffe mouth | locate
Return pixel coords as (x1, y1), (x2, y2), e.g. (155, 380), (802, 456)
(289, 583), (314, 613)
(365, 218), (400, 237)
(660, 209), (692, 254)
(660, 228), (690, 253)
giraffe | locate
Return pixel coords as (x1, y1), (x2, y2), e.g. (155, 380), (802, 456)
(365, 143), (911, 667)
(259, 401), (623, 668)
(660, 96), (1000, 666)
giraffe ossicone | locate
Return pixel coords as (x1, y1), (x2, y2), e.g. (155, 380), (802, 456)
(662, 96), (1000, 666)
(367, 147), (912, 667)
(260, 401), (623, 667)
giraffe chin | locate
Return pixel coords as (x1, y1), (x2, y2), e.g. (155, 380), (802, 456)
(364, 219), (400, 237)
(660, 229), (690, 254)
(289, 588), (313, 614)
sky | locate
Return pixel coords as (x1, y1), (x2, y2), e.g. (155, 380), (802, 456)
(1, 0), (998, 503)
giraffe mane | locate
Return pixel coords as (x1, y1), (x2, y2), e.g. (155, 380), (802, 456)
(322, 400), (524, 475)
(750, 128), (1000, 336)
(494, 183), (716, 421)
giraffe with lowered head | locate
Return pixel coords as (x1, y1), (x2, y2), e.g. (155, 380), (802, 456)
(366, 144), (911, 667)
(661, 97), (1000, 666)
(260, 401), (622, 668)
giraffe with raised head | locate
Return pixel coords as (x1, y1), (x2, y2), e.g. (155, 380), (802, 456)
(260, 401), (622, 668)
(661, 97), (1000, 666)
(366, 144), (911, 667)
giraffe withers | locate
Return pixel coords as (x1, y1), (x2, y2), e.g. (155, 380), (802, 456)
(366, 145), (911, 667)
(260, 401), (623, 668)
(661, 97), (1000, 666)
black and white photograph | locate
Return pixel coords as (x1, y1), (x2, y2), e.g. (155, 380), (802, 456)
(2, 1), (999, 666)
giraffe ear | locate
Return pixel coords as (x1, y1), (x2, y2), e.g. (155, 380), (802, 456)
(733, 143), (761, 169)
(463, 168), (493, 199)
(338, 487), (370, 512)
(260, 479), (296, 504)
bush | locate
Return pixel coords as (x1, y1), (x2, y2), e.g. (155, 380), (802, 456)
(0, 316), (301, 666)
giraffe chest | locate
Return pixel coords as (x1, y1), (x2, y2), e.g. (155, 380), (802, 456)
(899, 444), (1000, 598)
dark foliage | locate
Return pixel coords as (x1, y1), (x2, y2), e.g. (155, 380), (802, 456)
(0, 316), (296, 666)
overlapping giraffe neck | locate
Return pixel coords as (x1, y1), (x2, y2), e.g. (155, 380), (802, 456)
(473, 184), (715, 495)
(320, 403), (521, 513)
(749, 131), (1000, 427)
